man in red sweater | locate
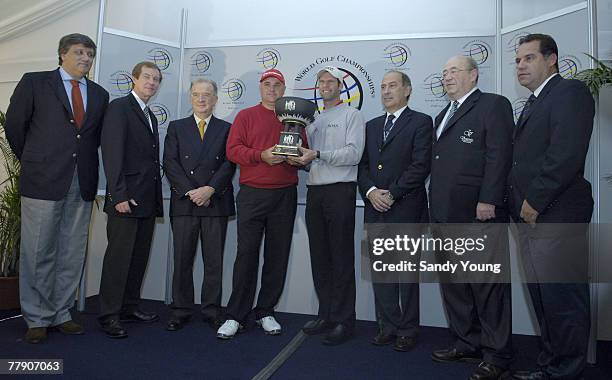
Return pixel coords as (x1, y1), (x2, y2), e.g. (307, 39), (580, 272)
(217, 69), (307, 339)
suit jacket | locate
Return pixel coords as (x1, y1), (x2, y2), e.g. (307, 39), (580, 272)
(508, 75), (594, 223)
(163, 115), (235, 217)
(5, 69), (109, 201)
(429, 89), (513, 223)
(101, 93), (163, 218)
(358, 107), (432, 223)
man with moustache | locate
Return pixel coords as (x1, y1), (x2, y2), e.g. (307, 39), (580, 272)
(5, 33), (109, 343)
(510, 34), (595, 380)
(357, 70), (432, 352)
(217, 69), (307, 339)
(429, 56), (513, 380)
(163, 79), (235, 331)
(288, 66), (365, 345)
(98, 62), (163, 338)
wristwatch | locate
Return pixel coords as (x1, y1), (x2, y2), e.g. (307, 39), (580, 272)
(316, 150), (320, 159)
(387, 192), (394, 201)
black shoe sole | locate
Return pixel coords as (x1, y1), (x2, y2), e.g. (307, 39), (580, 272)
(431, 354), (482, 364)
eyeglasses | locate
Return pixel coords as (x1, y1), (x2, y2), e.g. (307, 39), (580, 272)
(441, 68), (471, 78)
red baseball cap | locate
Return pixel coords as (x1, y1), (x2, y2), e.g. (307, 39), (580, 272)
(260, 68), (285, 84)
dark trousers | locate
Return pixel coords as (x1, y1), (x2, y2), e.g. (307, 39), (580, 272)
(305, 182), (357, 328)
(170, 215), (228, 321)
(373, 282), (419, 338)
(440, 282), (512, 368)
(225, 185), (297, 323)
(518, 229), (590, 379)
(98, 215), (155, 321)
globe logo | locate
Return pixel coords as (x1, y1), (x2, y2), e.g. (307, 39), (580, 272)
(506, 32), (529, 53)
(512, 97), (528, 122)
(256, 49), (280, 69)
(222, 80), (245, 101)
(464, 43), (489, 65)
(384, 44), (409, 67)
(559, 57), (579, 79)
(149, 104), (169, 126)
(422, 74), (446, 98)
(109, 71), (133, 96)
(147, 48), (172, 71)
(310, 68), (364, 111)
(191, 51), (213, 73)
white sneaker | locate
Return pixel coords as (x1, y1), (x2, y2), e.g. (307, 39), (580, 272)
(257, 316), (282, 335)
(216, 320), (240, 339)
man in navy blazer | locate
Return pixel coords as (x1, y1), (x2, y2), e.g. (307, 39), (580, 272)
(98, 62), (163, 338)
(163, 79), (235, 331)
(509, 34), (595, 380)
(5, 33), (108, 344)
(429, 56), (513, 380)
(357, 70), (431, 352)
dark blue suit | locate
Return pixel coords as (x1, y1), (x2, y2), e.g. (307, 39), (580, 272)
(509, 74), (594, 379)
(98, 93), (163, 321)
(163, 115), (235, 320)
(358, 107), (432, 338)
(430, 89), (513, 368)
(6, 69), (108, 201)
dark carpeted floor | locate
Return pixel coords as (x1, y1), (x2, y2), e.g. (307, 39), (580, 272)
(1, 297), (611, 380)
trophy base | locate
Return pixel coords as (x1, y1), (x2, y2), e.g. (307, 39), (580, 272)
(272, 144), (301, 156)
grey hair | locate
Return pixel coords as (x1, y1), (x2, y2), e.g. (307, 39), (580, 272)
(190, 78), (218, 96)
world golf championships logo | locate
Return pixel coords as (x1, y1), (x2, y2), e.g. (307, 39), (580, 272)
(295, 68), (364, 111)
(463, 40), (491, 65)
(149, 103), (170, 128)
(109, 70), (134, 97)
(506, 32), (530, 54)
(422, 73), (446, 99)
(147, 48), (173, 71)
(256, 48), (281, 70)
(190, 50), (213, 75)
(512, 97), (529, 122)
(383, 43), (411, 67)
(558, 55), (581, 79)
(221, 78), (246, 103)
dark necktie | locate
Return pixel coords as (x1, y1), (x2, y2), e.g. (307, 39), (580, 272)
(70, 80), (84, 128)
(517, 94), (536, 126)
(438, 100), (459, 138)
(143, 106), (152, 130)
(383, 114), (395, 142)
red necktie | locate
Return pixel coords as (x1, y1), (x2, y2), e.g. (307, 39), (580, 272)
(70, 80), (85, 128)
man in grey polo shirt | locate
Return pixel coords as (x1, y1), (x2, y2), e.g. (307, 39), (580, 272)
(288, 66), (365, 345)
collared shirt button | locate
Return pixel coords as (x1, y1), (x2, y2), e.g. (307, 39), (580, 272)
(72, 153), (77, 158)
(377, 164), (383, 170)
(435, 155), (440, 159)
(76, 134), (81, 139)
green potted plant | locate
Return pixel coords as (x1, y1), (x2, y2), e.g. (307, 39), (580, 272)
(0, 109), (21, 310)
(577, 55), (612, 184)
(576, 54), (612, 97)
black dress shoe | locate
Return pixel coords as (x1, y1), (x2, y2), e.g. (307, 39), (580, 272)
(431, 347), (482, 363)
(371, 332), (395, 346)
(120, 310), (159, 323)
(322, 324), (353, 346)
(393, 336), (416, 352)
(469, 362), (508, 380)
(511, 370), (549, 380)
(203, 316), (224, 329)
(101, 319), (128, 339)
(302, 319), (334, 335)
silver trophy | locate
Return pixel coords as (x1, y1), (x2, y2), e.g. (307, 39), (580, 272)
(272, 96), (317, 156)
